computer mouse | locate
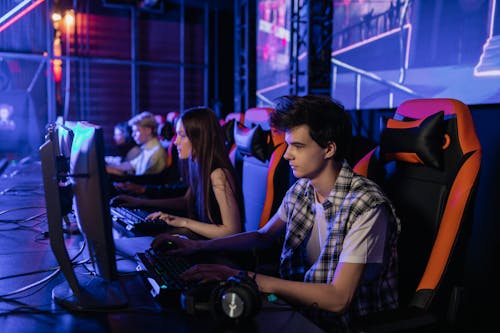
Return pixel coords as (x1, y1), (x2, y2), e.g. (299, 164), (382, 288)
(157, 240), (177, 251)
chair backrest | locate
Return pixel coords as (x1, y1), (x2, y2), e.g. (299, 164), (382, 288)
(354, 98), (481, 322)
(166, 111), (179, 125)
(234, 107), (292, 231)
(224, 112), (244, 124)
(221, 113), (245, 168)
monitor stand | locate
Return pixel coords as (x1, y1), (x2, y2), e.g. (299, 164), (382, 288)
(52, 273), (128, 312)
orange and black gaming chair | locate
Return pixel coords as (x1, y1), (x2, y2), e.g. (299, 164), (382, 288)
(351, 98), (481, 332)
(233, 107), (292, 232)
(221, 112), (245, 167)
(229, 107), (292, 275)
(224, 112), (245, 124)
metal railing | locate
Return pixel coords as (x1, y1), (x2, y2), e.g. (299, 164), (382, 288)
(331, 57), (420, 110)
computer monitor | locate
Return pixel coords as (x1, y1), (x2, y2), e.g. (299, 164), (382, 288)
(56, 122), (75, 158)
(40, 122), (75, 223)
(54, 122), (74, 217)
(40, 121), (127, 311)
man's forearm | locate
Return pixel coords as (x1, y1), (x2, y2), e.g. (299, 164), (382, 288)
(202, 230), (272, 253)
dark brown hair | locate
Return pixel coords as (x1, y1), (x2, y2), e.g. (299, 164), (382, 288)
(271, 95), (352, 162)
(180, 106), (244, 226)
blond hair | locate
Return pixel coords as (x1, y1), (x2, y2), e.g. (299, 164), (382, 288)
(128, 111), (158, 133)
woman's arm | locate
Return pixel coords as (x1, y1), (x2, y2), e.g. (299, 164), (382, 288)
(112, 188), (191, 212)
(157, 168), (242, 239)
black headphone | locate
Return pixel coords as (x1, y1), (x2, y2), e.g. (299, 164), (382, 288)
(180, 271), (262, 324)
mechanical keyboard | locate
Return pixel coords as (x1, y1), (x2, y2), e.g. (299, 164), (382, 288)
(110, 207), (173, 235)
(135, 247), (194, 302)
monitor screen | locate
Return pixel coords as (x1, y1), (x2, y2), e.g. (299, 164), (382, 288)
(40, 121), (127, 311)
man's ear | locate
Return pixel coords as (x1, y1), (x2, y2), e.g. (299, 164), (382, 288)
(325, 141), (336, 159)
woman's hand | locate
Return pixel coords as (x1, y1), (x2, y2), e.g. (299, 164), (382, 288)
(181, 264), (240, 284)
(146, 212), (187, 228)
(110, 194), (143, 208)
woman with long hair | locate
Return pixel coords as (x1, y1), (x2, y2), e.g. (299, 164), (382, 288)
(112, 107), (244, 239)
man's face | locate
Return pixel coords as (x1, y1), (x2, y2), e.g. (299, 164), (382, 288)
(284, 124), (331, 180)
(131, 125), (151, 145)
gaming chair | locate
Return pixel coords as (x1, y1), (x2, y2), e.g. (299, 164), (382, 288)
(351, 98), (481, 332)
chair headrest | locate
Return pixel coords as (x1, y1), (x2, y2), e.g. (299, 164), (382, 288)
(244, 107), (273, 130)
(222, 119), (236, 148)
(166, 111), (179, 123)
(234, 121), (272, 162)
(379, 111), (445, 169)
(225, 112), (244, 124)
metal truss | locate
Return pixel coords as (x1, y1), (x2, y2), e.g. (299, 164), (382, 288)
(289, 0), (332, 96)
(234, 0), (256, 113)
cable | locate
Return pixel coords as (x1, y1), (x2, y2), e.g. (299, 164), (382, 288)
(0, 268), (61, 298)
(0, 207), (46, 215)
(0, 266), (60, 282)
(0, 237), (86, 299)
(0, 212), (48, 233)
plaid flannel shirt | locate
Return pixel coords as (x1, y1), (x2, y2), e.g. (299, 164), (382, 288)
(278, 160), (400, 330)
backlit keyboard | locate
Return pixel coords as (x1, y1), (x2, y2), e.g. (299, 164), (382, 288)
(136, 248), (194, 300)
(110, 207), (173, 235)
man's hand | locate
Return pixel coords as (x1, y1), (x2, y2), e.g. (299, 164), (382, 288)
(181, 264), (240, 284)
(106, 165), (126, 176)
(151, 233), (199, 256)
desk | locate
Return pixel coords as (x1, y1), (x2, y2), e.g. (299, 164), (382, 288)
(0, 159), (324, 333)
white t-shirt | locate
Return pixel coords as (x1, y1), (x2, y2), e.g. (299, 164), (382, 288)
(129, 137), (167, 175)
(304, 199), (390, 280)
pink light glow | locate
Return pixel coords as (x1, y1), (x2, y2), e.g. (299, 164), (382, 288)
(0, 0), (46, 33)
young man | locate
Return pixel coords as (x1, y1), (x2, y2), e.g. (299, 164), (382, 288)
(106, 111), (167, 176)
(151, 95), (400, 331)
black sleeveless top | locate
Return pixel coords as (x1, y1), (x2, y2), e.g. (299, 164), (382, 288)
(197, 166), (245, 231)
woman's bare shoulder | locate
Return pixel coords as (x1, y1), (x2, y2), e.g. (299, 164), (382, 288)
(210, 168), (233, 185)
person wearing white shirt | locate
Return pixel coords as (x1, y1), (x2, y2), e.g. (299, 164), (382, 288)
(106, 111), (167, 176)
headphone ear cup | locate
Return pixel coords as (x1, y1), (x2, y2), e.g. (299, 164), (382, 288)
(210, 274), (262, 322)
(181, 273), (262, 324)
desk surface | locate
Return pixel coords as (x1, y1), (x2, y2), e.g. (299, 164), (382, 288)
(0, 159), (324, 333)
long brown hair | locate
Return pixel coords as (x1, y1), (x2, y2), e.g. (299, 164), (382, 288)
(180, 107), (244, 226)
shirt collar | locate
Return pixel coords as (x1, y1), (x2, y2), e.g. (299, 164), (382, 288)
(142, 137), (159, 150)
(304, 159), (352, 209)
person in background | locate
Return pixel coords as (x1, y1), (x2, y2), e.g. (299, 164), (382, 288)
(106, 111), (167, 176)
(113, 121), (141, 162)
(151, 95), (401, 331)
(111, 107), (244, 240)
